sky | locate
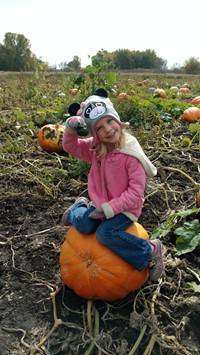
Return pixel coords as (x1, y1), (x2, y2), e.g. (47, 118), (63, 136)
(0, 0), (199, 69)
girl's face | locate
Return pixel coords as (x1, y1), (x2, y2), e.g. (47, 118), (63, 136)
(95, 116), (122, 151)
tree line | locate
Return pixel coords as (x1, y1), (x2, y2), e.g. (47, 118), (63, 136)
(1, 32), (200, 74)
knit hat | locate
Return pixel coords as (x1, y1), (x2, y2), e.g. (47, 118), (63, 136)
(68, 88), (129, 144)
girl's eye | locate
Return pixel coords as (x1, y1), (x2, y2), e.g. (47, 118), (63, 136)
(107, 118), (113, 123)
(96, 126), (102, 132)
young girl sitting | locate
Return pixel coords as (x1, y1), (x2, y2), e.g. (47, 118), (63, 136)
(62, 88), (164, 282)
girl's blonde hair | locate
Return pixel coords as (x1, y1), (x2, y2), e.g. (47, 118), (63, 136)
(96, 129), (130, 157)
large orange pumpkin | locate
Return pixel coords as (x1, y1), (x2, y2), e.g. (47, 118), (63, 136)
(60, 223), (149, 301)
(191, 96), (200, 105)
(183, 107), (200, 123)
(38, 124), (65, 153)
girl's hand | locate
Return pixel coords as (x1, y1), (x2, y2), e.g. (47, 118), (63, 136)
(89, 208), (105, 220)
(66, 116), (86, 131)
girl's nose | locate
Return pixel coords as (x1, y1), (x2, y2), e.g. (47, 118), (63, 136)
(104, 124), (111, 132)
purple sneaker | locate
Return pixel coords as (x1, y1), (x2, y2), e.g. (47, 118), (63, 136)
(148, 240), (164, 281)
(61, 197), (88, 226)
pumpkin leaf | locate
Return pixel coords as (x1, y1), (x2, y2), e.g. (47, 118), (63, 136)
(173, 219), (200, 256)
(151, 221), (174, 240)
(14, 108), (26, 120)
(151, 208), (200, 253)
(187, 282), (200, 293)
(181, 137), (191, 147)
(189, 121), (200, 133)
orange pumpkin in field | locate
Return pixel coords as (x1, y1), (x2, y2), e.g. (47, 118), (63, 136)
(191, 96), (200, 105)
(153, 88), (166, 98)
(38, 124), (65, 153)
(183, 107), (200, 123)
(179, 87), (190, 93)
(70, 88), (78, 96)
(117, 92), (129, 102)
(60, 223), (149, 301)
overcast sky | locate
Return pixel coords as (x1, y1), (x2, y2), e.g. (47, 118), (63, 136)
(0, 0), (199, 68)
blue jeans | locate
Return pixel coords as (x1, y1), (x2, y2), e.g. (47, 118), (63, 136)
(67, 200), (152, 271)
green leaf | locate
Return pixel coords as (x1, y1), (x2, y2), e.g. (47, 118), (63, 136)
(14, 108), (25, 120)
(181, 137), (191, 147)
(187, 282), (200, 292)
(151, 221), (174, 240)
(174, 208), (200, 219)
(189, 122), (200, 133)
(173, 219), (200, 256)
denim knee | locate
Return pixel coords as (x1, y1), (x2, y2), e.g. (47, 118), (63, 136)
(76, 222), (97, 235)
(96, 225), (111, 246)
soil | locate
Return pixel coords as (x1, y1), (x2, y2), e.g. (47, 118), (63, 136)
(0, 124), (200, 355)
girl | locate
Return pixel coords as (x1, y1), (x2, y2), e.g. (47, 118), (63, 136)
(62, 88), (164, 282)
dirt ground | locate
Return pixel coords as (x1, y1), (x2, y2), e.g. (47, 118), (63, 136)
(0, 124), (200, 355)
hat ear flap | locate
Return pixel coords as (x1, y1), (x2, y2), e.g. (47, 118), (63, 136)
(68, 102), (80, 116)
(94, 88), (108, 98)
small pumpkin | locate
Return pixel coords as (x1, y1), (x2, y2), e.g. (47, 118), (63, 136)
(117, 92), (129, 102)
(70, 88), (78, 96)
(38, 124), (65, 153)
(191, 96), (200, 105)
(183, 107), (200, 123)
(169, 86), (178, 92)
(60, 223), (149, 301)
(153, 88), (166, 98)
(179, 87), (190, 93)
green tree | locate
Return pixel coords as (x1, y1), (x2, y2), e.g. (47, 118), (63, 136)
(114, 49), (134, 69)
(0, 32), (40, 71)
(184, 57), (200, 74)
(92, 50), (115, 69)
(67, 56), (81, 71)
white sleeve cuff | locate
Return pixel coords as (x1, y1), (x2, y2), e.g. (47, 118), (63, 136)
(101, 202), (115, 219)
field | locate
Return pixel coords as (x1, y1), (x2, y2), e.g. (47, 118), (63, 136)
(0, 71), (200, 355)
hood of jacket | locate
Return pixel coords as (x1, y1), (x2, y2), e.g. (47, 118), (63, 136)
(118, 135), (157, 177)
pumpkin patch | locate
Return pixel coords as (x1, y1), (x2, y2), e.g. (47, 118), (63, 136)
(37, 124), (65, 153)
(2, 71), (200, 354)
(60, 223), (149, 301)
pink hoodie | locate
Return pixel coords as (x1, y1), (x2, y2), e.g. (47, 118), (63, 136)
(63, 130), (157, 221)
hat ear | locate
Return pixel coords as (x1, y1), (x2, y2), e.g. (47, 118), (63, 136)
(68, 102), (80, 116)
(94, 88), (108, 98)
